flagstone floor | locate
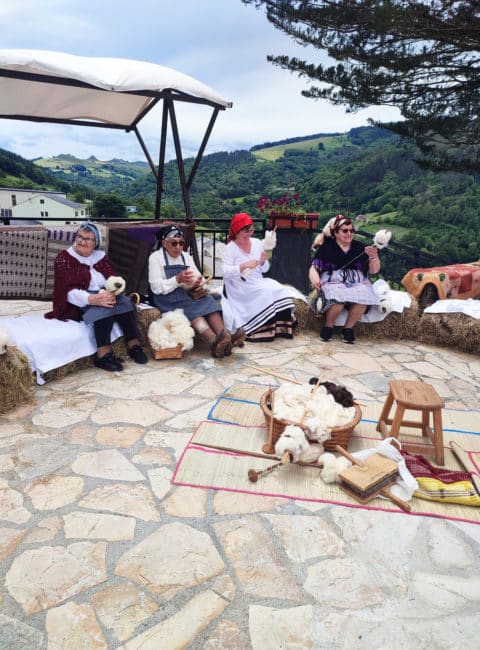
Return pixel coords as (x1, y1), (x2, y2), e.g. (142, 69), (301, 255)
(1, 300), (480, 649)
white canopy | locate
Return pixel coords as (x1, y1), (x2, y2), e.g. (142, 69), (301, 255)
(0, 49), (232, 128)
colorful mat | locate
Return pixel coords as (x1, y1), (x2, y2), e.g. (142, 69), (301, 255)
(172, 381), (480, 524)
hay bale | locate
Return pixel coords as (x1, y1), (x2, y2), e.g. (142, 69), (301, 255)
(294, 297), (422, 340)
(137, 307), (161, 348)
(0, 346), (34, 413)
(355, 301), (421, 342)
(294, 298), (322, 332)
(418, 312), (480, 355)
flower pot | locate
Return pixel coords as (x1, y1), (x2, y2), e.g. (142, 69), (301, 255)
(268, 213), (319, 230)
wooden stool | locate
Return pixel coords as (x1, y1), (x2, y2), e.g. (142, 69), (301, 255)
(376, 380), (445, 465)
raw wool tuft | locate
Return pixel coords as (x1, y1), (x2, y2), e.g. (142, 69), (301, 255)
(177, 267), (208, 290)
(375, 280), (395, 315)
(148, 309), (195, 351)
(273, 382), (356, 440)
(312, 217), (337, 249)
(275, 425), (324, 463)
(0, 327), (12, 354)
(373, 229), (392, 249)
(262, 229), (277, 251)
(318, 453), (351, 483)
(99, 275), (126, 295)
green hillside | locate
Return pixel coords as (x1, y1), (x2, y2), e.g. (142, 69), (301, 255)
(2, 126), (480, 264)
(34, 154), (148, 193)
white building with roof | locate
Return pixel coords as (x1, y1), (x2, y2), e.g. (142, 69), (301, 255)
(0, 187), (87, 224)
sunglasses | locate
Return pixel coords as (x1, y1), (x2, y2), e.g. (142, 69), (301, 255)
(339, 228), (354, 233)
(167, 240), (185, 248)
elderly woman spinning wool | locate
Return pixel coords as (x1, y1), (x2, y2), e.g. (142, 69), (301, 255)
(309, 214), (385, 344)
(221, 213), (305, 342)
(148, 225), (245, 358)
(45, 223), (148, 372)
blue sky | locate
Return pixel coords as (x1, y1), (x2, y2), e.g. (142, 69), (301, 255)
(0, 0), (400, 162)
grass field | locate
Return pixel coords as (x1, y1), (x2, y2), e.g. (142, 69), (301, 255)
(252, 135), (350, 161)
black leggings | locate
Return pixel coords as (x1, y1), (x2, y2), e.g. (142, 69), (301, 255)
(93, 311), (140, 348)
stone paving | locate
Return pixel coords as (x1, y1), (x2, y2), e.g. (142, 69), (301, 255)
(1, 300), (480, 649)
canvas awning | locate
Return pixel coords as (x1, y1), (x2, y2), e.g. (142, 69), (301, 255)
(0, 49), (233, 221)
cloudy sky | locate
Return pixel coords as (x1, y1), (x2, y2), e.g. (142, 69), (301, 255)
(0, 0), (401, 162)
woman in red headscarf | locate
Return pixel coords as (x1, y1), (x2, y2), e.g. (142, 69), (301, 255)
(221, 213), (305, 342)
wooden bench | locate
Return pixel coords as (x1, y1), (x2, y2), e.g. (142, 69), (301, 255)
(376, 380), (445, 465)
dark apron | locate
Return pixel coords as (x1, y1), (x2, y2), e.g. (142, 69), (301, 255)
(82, 294), (134, 325)
(151, 250), (220, 320)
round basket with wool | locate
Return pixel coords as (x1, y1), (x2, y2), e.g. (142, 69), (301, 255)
(260, 383), (362, 452)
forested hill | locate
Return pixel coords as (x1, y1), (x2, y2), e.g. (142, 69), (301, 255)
(1, 126), (480, 262)
(120, 126), (480, 262)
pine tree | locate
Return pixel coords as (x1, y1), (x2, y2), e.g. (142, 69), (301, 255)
(242, 0), (480, 171)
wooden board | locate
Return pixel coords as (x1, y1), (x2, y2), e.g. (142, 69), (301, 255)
(339, 453), (398, 494)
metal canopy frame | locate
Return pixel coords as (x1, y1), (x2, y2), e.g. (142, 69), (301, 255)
(0, 65), (229, 223)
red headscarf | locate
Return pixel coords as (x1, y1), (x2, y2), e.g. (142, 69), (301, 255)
(228, 213), (253, 242)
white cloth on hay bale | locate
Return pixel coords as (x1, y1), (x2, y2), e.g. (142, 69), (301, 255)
(332, 279), (411, 326)
(0, 315), (122, 384)
(424, 298), (480, 319)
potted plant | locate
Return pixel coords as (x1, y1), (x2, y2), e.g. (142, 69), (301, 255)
(257, 193), (319, 229)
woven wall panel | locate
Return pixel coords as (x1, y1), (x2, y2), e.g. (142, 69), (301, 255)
(0, 230), (48, 297)
(107, 228), (152, 296)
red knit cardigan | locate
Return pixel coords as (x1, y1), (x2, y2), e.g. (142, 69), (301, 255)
(45, 249), (115, 322)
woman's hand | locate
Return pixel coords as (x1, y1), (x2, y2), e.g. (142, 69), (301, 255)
(365, 245), (381, 272)
(176, 269), (195, 285)
(90, 291), (115, 308)
(364, 245), (378, 259)
(259, 250), (268, 265)
(240, 259), (260, 272)
(309, 266), (322, 290)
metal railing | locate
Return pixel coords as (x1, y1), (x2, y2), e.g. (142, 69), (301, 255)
(1, 215), (445, 288)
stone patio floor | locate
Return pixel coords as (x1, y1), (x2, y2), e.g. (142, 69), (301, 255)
(1, 299), (480, 649)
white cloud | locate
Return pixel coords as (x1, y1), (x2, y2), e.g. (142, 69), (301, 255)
(0, 0), (402, 162)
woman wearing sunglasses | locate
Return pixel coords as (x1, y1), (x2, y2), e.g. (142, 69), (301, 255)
(221, 213), (305, 342)
(149, 225), (243, 358)
(308, 215), (381, 344)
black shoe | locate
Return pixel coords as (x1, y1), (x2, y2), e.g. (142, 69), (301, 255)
(341, 328), (355, 344)
(94, 352), (123, 372)
(320, 326), (333, 342)
(127, 344), (148, 364)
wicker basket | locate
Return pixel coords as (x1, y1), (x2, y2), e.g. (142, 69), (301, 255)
(153, 343), (183, 360)
(260, 387), (362, 452)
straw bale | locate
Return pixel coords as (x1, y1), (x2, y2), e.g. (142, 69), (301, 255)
(0, 346), (34, 413)
(418, 312), (480, 355)
(294, 297), (479, 356)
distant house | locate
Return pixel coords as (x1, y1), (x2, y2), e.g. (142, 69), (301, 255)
(126, 205), (137, 214)
(0, 187), (87, 225)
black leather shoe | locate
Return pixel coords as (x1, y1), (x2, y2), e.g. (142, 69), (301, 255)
(94, 352), (123, 372)
(320, 326), (333, 342)
(341, 328), (355, 344)
(127, 344), (148, 364)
